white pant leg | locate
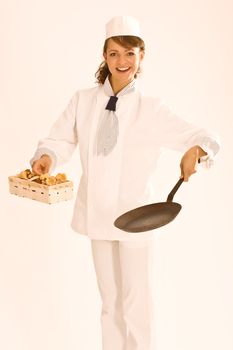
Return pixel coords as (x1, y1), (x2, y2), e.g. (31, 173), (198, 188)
(91, 240), (127, 350)
(119, 239), (157, 350)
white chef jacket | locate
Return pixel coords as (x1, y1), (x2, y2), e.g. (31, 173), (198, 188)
(30, 76), (220, 241)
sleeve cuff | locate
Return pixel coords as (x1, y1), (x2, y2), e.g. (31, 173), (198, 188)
(198, 136), (220, 169)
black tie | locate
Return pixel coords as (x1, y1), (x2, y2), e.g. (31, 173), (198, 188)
(105, 96), (118, 111)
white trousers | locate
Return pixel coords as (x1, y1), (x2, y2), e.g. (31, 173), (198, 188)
(91, 239), (157, 350)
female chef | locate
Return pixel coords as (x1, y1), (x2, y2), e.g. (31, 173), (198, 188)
(30, 16), (220, 350)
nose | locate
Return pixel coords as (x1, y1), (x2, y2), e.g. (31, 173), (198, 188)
(116, 54), (127, 66)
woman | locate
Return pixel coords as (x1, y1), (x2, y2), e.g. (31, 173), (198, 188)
(31, 16), (220, 350)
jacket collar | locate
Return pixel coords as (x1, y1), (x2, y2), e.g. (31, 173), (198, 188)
(103, 75), (138, 97)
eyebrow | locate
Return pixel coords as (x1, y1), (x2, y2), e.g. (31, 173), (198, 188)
(108, 49), (135, 52)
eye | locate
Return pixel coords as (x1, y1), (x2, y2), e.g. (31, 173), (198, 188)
(109, 52), (116, 57)
(127, 52), (135, 56)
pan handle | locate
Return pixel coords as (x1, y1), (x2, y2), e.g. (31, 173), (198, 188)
(166, 178), (184, 202)
(166, 158), (201, 202)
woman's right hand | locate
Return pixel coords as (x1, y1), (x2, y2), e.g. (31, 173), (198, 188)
(32, 154), (52, 175)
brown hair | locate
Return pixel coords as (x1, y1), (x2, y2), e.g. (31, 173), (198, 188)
(95, 36), (145, 85)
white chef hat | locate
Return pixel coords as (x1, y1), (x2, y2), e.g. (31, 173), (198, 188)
(105, 16), (141, 40)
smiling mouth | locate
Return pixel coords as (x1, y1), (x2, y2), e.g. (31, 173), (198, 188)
(116, 67), (131, 72)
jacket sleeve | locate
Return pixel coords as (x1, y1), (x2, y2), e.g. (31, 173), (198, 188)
(30, 91), (79, 173)
(154, 99), (220, 168)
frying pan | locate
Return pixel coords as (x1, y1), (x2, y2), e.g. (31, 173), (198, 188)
(114, 160), (200, 233)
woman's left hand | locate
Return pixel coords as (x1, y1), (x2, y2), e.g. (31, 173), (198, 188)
(180, 145), (207, 182)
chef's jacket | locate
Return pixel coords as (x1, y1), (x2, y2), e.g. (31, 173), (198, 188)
(30, 76), (220, 241)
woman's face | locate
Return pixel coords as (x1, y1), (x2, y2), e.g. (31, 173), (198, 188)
(103, 38), (144, 86)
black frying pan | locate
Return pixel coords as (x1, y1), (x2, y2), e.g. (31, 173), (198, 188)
(114, 160), (200, 233)
(114, 178), (183, 233)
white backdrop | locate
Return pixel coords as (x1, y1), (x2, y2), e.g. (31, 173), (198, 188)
(0, 1), (232, 349)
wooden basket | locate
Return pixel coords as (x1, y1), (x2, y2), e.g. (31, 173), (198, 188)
(8, 176), (73, 204)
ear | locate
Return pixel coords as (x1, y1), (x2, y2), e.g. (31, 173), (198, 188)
(103, 52), (107, 61)
(140, 51), (145, 61)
